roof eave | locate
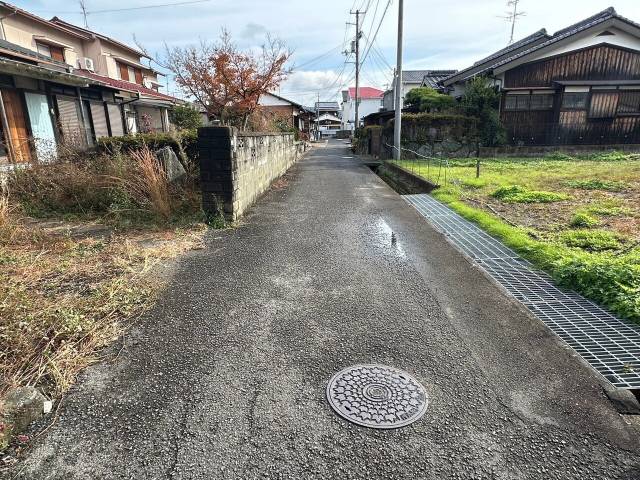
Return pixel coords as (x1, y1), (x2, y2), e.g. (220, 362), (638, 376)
(492, 17), (639, 75)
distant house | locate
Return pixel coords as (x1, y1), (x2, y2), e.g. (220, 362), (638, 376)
(382, 70), (455, 111)
(0, 2), (180, 164)
(258, 92), (314, 137)
(442, 8), (640, 146)
(315, 101), (341, 137)
(341, 87), (383, 130)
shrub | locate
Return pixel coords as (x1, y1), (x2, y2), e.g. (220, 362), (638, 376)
(570, 212), (599, 228)
(460, 76), (505, 147)
(97, 131), (198, 162)
(566, 179), (629, 191)
(558, 229), (625, 252)
(491, 185), (569, 203)
(588, 150), (639, 162)
(170, 105), (203, 130)
(404, 87), (457, 113)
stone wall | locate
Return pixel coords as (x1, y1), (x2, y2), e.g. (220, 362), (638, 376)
(198, 127), (304, 221)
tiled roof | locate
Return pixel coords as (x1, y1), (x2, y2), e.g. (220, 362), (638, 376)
(347, 87), (384, 99)
(73, 69), (179, 102)
(315, 101), (340, 111)
(401, 70), (432, 83)
(444, 29), (550, 85)
(472, 29), (550, 67)
(492, 7), (640, 72)
(421, 70), (458, 89)
(446, 7), (640, 85)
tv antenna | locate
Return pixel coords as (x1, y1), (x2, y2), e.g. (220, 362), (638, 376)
(500, 0), (526, 44)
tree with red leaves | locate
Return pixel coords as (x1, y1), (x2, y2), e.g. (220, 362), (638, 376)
(164, 31), (291, 129)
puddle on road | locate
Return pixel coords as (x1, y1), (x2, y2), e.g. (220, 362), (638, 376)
(373, 218), (406, 259)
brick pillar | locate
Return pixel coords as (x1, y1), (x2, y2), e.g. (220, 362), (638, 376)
(198, 126), (237, 220)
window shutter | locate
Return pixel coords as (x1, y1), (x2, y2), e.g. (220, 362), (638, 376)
(50, 46), (65, 62)
(134, 69), (143, 85)
(56, 96), (85, 147)
(118, 62), (129, 81)
(107, 103), (125, 136)
(89, 102), (109, 138)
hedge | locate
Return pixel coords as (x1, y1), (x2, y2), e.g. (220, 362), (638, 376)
(97, 130), (198, 161)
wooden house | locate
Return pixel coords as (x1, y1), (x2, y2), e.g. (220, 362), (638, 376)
(442, 8), (640, 147)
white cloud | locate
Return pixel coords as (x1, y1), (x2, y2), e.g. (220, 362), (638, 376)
(21, 0), (640, 102)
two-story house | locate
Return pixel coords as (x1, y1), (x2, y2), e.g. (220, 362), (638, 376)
(0, 2), (180, 164)
(341, 87), (383, 131)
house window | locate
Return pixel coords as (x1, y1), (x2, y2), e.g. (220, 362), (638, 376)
(503, 94), (530, 111)
(618, 91), (640, 115)
(562, 92), (589, 110)
(36, 42), (50, 57)
(35, 42), (65, 62)
(530, 94), (554, 110)
(504, 93), (553, 111)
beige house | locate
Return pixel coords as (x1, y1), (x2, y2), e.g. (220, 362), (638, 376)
(0, 1), (179, 164)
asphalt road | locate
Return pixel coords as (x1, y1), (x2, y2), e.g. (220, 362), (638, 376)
(13, 140), (640, 479)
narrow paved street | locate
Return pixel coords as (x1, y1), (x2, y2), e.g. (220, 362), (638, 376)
(15, 140), (640, 479)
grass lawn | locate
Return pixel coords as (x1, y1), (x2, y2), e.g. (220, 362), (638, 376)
(397, 151), (640, 322)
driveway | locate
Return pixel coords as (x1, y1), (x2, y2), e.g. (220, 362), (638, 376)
(13, 139), (640, 479)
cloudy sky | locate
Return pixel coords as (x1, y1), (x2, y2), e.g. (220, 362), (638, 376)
(20, 0), (640, 106)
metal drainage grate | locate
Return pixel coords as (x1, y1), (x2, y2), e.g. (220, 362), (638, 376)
(326, 364), (428, 429)
(404, 194), (640, 389)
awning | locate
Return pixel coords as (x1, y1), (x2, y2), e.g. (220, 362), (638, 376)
(111, 55), (159, 74)
(32, 35), (74, 49)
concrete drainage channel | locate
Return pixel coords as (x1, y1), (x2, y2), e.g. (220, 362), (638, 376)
(403, 193), (640, 396)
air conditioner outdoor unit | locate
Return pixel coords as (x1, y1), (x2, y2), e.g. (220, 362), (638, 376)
(84, 57), (95, 71)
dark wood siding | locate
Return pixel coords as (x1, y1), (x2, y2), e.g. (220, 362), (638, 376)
(504, 44), (640, 88)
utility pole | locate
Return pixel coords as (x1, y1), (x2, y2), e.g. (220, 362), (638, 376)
(316, 92), (320, 141)
(79, 0), (89, 28)
(393, 0), (404, 161)
(349, 8), (364, 131)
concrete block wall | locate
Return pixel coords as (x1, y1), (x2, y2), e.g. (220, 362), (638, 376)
(198, 127), (302, 220)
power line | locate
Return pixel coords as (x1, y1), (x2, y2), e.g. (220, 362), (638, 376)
(360, 0), (392, 68)
(292, 43), (345, 71)
(34, 0), (212, 15)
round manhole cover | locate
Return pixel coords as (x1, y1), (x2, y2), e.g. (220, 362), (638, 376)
(326, 364), (428, 429)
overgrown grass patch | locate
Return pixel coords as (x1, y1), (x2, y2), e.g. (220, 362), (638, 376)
(399, 153), (640, 322)
(0, 218), (207, 402)
(557, 229), (626, 252)
(565, 179), (630, 191)
(491, 185), (569, 203)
